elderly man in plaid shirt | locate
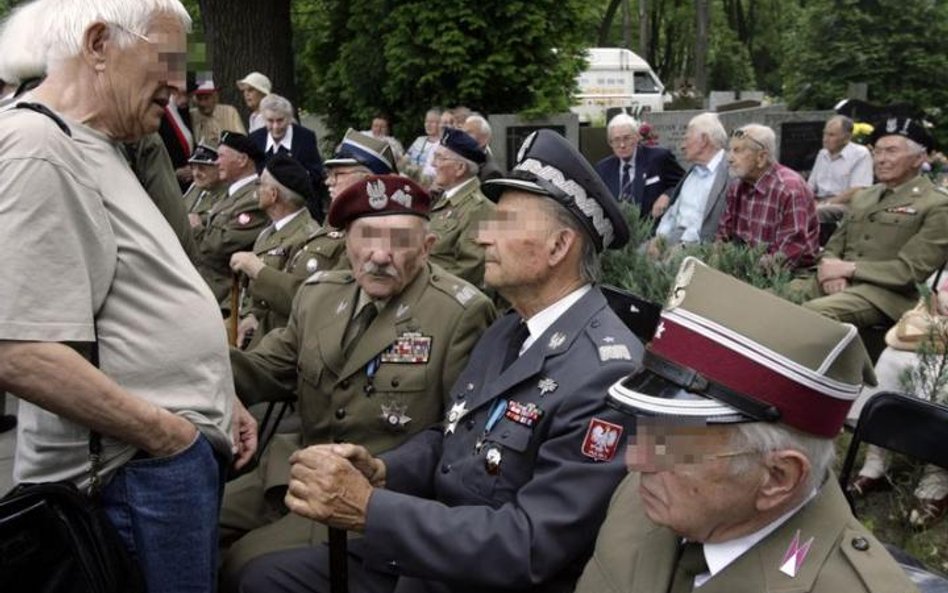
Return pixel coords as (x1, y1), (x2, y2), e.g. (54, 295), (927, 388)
(716, 124), (819, 269)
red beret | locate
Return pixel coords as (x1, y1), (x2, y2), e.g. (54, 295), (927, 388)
(328, 175), (431, 228)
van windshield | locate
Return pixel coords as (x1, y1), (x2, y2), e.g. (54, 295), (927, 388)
(633, 72), (660, 94)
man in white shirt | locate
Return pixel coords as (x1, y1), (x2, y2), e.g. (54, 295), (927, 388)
(809, 115), (873, 222)
(575, 259), (916, 593)
(649, 113), (730, 255)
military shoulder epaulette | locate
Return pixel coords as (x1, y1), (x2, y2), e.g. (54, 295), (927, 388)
(428, 267), (487, 308)
(934, 186), (948, 197)
(585, 319), (638, 364)
(304, 269), (353, 285)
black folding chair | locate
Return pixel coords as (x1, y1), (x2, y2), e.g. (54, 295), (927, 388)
(839, 390), (948, 513)
(255, 399), (295, 463)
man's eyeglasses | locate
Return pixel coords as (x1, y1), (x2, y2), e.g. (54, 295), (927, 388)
(731, 128), (767, 152)
(109, 22), (188, 77)
(609, 135), (638, 147)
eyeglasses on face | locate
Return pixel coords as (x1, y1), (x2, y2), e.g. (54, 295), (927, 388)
(731, 128), (767, 152)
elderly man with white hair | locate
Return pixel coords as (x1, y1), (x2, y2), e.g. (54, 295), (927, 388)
(250, 93), (326, 221)
(649, 112), (731, 254)
(0, 2), (256, 591)
(461, 112), (503, 182)
(594, 111), (683, 218)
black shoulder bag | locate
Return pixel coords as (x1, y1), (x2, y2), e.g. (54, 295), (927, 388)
(0, 103), (144, 593)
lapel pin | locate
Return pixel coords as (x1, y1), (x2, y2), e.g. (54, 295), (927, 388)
(548, 332), (566, 350)
(336, 300), (349, 315)
(538, 377), (558, 396)
(779, 530), (814, 578)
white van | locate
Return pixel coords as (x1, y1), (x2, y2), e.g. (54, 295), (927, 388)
(572, 47), (666, 124)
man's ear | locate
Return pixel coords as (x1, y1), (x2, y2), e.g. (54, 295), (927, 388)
(547, 227), (577, 268)
(756, 449), (810, 513)
(83, 22), (111, 70)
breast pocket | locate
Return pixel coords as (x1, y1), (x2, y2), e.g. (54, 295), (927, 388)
(370, 364), (436, 435)
(869, 211), (919, 245)
(461, 420), (537, 504)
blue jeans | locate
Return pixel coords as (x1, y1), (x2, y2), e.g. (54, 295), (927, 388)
(100, 433), (226, 593)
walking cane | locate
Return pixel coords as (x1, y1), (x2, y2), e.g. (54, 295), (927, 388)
(329, 527), (348, 593)
(229, 274), (240, 347)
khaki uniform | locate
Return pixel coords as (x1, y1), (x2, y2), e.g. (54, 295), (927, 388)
(792, 176), (948, 325)
(183, 183), (226, 245)
(248, 225), (349, 322)
(195, 178), (268, 308)
(220, 263), (495, 580)
(243, 210), (318, 349)
(575, 473), (918, 593)
(189, 104), (246, 146)
(429, 177), (494, 287)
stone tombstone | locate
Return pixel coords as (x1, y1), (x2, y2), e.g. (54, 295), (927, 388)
(488, 113), (579, 172)
(778, 120), (826, 175)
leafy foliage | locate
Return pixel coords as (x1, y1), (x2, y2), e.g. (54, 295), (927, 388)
(295, 0), (596, 144)
(782, 0), (948, 147)
(601, 206), (797, 304)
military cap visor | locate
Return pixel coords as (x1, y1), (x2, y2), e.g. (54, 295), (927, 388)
(483, 129), (630, 252)
(324, 130), (397, 174)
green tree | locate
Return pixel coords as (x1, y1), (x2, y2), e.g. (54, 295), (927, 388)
(296, 0), (596, 143)
(783, 0), (948, 144)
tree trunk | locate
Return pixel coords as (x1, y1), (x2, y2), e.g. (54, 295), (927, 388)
(638, 0), (650, 61)
(694, 0), (709, 94)
(197, 0), (297, 118)
(598, 0), (624, 46)
(622, 0), (632, 49)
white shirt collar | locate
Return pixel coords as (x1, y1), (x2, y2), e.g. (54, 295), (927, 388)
(266, 124), (294, 153)
(273, 208), (304, 232)
(698, 149), (725, 175)
(521, 284), (592, 354)
(443, 176), (478, 200)
(228, 173), (258, 197)
(696, 488), (818, 587)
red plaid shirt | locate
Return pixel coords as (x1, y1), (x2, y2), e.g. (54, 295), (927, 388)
(716, 163), (819, 267)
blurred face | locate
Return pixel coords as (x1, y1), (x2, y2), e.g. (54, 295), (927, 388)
(822, 120), (849, 155)
(432, 147), (465, 188)
(216, 145), (248, 183)
(242, 87), (266, 111)
(440, 111), (456, 131)
(256, 172), (279, 209)
(627, 422), (762, 542)
(476, 191), (560, 294)
(424, 112), (441, 137)
(98, 14), (187, 140)
(193, 91), (218, 116)
(346, 215), (435, 299)
(190, 162), (220, 189)
(371, 118), (390, 137)
(325, 165), (369, 200)
(873, 135), (926, 187)
(680, 126), (706, 164)
(462, 119), (489, 149)
(727, 134), (769, 182)
(608, 124), (638, 160)
(264, 109), (291, 141)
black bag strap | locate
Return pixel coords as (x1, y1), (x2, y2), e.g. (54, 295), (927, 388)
(14, 101), (72, 136)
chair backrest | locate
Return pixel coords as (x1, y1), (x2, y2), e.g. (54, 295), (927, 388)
(839, 391), (948, 496)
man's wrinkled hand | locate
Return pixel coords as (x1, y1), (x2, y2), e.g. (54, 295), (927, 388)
(231, 398), (258, 470)
(236, 314), (258, 349)
(651, 193), (671, 219)
(230, 252), (265, 279)
(285, 446), (373, 531)
(817, 258), (855, 283)
(327, 443), (386, 487)
(821, 278), (849, 295)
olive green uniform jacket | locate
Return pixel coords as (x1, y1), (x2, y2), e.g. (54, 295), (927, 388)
(795, 176), (948, 321)
(194, 177), (268, 308)
(219, 264), (495, 578)
(248, 225), (348, 321)
(575, 474), (917, 593)
(243, 209), (318, 349)
(429, 177), (495, 287)
(183, 182), (227, 245)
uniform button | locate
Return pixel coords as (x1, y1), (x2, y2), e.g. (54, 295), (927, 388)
(261, 300), (268, 306)
(591, 319), (600, 328)
(340, 379), (351, 389)
(335, 408), (346, 419)
(851, 537), (870, 551)
(391, 378), (400, 388)
(863, 235), (870, 240)
(466, 383), (474, 391)
(457, 392), (465, 400)
(364, 384), (375, 395)
(432, 275), (440, 281)
(501, 430), (510, 439)
(465, 419), (475, 430)
(440, 464), (451, 474)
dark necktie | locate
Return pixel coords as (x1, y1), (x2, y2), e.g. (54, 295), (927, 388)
(620, 160), (634, 203)
(502, 320), (529, 371)
(343, 303), (378, 356)
(668, 542), (708, 593)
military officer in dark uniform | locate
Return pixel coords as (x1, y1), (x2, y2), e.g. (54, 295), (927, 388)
(428, 127), (495, 286)
(194, 131), (268, 313)
(247, 129), (398, 324)
(575, 258), (917, 593)
(183, 143), (226, 244)
(237, 129), (644, 593)
(219, 175), (495, 588)
(791, 118), (948, 330)
(230, 154), (319, 349)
